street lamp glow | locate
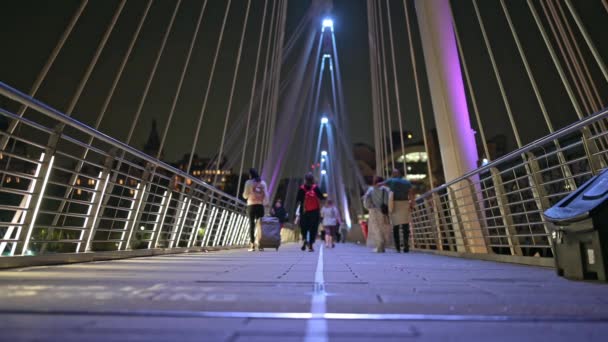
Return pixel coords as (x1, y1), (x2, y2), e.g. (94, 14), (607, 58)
(323, 53), (331, 59)
(321, 150), (328, 156)
(321, 170), (327, 175)
(321, 157), (326, 163)
(321, 116), (329, 124)
(322, 18), (333, 32)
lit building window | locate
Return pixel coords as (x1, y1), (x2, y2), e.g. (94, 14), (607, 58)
(118, 179), (124, 185)
(6, 177), (11, 184)
(77, 189), (82, 195)
(76, 178), (81, 185)
(186, 178), (192, 185)
(397, 152), (428, 163)
(16, 177), (20, 184)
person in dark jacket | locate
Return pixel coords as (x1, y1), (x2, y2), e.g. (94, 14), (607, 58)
(295, 172), (324, 252)
(271, 199), (288, 226)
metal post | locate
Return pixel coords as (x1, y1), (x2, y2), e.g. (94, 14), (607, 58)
(15, 152), (54, 256)
(490, 168), (523, 256)
(447, 186), (469, 253)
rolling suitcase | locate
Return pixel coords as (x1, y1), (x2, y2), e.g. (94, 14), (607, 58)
(256, 216), (281, 251)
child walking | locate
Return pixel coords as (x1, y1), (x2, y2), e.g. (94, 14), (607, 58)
(321, 199), (341, 248)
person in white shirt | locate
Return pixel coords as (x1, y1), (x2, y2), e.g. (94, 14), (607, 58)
(242, 168), (268, 251)
(321, 199), (341, 248)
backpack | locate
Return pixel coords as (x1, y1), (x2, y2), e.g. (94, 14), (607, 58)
(251, 181), (265, 202)
(301, 184), (320, 212)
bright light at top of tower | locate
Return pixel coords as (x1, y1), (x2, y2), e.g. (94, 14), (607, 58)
(322, 18), (334, 32)
(321, 116), (329, 124)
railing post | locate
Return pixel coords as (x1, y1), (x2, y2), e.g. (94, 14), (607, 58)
(77, 151), (114, 253)
(429, 193), (444, 251)
(151, 190), (172, 249)
(168, 191), (188, 249)
(490, 167), (523, 256)
(15, 126), (60, 255)
(524, 152), (554, 255)
(174, 197), (192, 248)
(581, 127), (607, 175)
(446, 186), (469, 253)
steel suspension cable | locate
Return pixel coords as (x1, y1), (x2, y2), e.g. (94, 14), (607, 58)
(66, 1), (126, 117)
(376, 0), (396, 171)
(545, 0), (597, 113)
(125, 0), (182, 145)
(500, 0), (577, 190)
(157, 0), (209, 160)
(367, 0), (382, 178)
(186, 0), (232, 175)
(252, 0), (279, 169)
(236, 0), (270, 198)
(472, 0), (522, 148)
(556, 0), (605, 108)
(1, 0), (89, 149)
(527, 0), (584, 120)
(263, 0), (287, 169)
(258, 0), (282, 169)
(214, 0), (252, 185)
(371, 0), (389, 177)
(385, 0), (408, 174)
(535, 0), (586, 118)
(403, 0), (434, 189)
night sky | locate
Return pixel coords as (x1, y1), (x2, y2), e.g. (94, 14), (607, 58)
(1, 0), (607, 164)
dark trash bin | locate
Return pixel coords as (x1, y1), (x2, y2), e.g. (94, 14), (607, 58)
(543, 169), (608, 281)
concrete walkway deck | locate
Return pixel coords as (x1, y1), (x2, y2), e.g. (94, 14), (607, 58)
(1, 242), (608, 341)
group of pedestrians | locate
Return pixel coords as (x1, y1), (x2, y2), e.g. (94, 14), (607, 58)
(363, 169), (414, 253)
(243, 169), (343, 252)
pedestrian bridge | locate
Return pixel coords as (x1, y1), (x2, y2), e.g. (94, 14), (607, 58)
(2, 0), (608, 340)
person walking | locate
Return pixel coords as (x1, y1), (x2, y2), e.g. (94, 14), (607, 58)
(242, 168), (268, 251)
(362, 176), (391, 253)
(379, 169), (414, 252)
(321, 199), (341, 248)
(270, 199), (288, 228)
(295, 172), (324, 252)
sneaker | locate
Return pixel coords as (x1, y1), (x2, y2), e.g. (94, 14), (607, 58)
(301, 243), (306, 251)
(248, 243), (255, 252)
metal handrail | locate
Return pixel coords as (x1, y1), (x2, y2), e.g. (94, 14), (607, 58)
(0, 81), (252, 257)
(0, 81), (244, 204)
(410, 107), (608, 260)
(420, 107), (608, 199)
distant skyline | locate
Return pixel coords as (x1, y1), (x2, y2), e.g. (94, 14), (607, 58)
(1, 0), (607, 162)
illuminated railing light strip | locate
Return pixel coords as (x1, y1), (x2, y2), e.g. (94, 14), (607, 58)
(212, 210), (228, 247)
(153, 192), (172, 248)
(188, 203), (204, 247)
(118, 183), (141, 250)
(77, 171), (103, 252)
(83, 173), (110, 252)
(125, 183), (147, 250)
(168, 197), (188, 248)
(175, 198), (192, 248)
(202, 207), (218, 247)
(21, 155), (54, 256)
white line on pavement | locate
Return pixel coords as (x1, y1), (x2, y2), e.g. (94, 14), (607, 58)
(305, 244), (327, 342)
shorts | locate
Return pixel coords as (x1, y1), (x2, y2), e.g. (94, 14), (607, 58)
(324, 225), (338, 236)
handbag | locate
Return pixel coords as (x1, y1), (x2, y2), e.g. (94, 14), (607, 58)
(380, 188), (390, 215)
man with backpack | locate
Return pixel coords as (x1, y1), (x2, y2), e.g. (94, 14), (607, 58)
(295, 172), (324, 252)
